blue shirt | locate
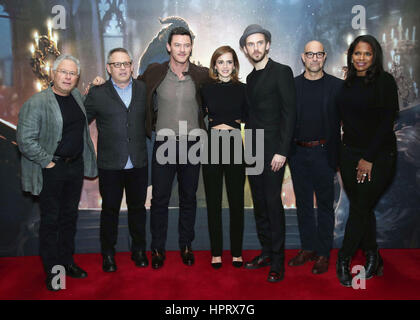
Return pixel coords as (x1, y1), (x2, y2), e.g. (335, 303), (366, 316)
(111, 78), (133, 169)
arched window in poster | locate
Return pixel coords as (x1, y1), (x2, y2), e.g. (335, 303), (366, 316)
(99, 0), (126, 68)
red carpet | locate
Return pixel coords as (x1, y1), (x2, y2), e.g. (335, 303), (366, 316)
(0, 249), (419, 300)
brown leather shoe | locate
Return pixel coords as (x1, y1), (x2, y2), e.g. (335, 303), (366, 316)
(288, 250), (316, 266)
(312, 256), (329, 274)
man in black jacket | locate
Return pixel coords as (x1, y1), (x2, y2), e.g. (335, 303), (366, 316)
(240, 24), (296, 282)
(85, 48), (149, 272)
(288, 41), (343, 274)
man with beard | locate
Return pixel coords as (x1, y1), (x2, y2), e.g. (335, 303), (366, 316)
(239, 25), (296, 282)
(138, 27), (209, 269)
(288, 41), (342, 274)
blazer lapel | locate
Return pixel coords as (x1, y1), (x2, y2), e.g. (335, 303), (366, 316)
(47, 86), (63, 134)
(106, 80), (130, 111)
(296, 74), (305, 124)
(249, 59), (273, 102)
(71, 88), (87, 116)
(128, 79), (137, 110)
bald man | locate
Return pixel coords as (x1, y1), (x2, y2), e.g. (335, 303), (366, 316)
(288, 41), (343, 274)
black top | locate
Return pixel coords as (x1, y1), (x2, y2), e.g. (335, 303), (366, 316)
(54, 93), (85, 157)
(292, 72), (343, 169)
(296, 76), (326, 141)
(337, 73), (399, 162)
(201, 80), (247, 129)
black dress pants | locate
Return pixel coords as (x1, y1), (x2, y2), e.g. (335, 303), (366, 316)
(248, 163), (286, 272)
(289, 145), (335, 257)
(39, 157), (83, 274)
(202, 131), (245, 257)
(150, 139), (201, 252)
(338, 144), (396, 258)
(98, 166), (148, 256)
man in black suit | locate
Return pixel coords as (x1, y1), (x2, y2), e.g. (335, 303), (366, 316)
(240, 25), (296, 282)
(288, 41), (342, 274)
(85, 48), (149, 272)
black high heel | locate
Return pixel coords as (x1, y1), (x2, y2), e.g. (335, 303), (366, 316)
(232, 258), (243, 268)
(211, 257), (222, 269)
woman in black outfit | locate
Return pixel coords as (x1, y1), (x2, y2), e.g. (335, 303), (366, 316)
(336, 35), (399, 287)
(201, 46), (247, 269)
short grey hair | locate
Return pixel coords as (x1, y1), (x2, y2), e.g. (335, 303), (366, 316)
(52, 54), (81, 75)
(106, 48), (133, 64)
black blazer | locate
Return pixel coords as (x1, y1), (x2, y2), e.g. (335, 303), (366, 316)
(291, 72), (343, 169)
(245, 58), (297, 161)
(84, 79), (148, 170)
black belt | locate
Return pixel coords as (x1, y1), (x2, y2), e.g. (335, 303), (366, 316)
(52, 154), (81, 163)
(295, 139), (326, 147)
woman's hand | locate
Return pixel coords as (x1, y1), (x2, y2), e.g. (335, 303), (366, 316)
(356, 158), (372, 183)
(271, 154), (286, 172)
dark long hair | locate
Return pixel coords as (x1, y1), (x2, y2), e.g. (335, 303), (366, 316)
(345, 35), (384, 86)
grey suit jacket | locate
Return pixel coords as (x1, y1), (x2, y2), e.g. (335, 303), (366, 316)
(16, 86), (97, 195)
(84, 79), (148, 170)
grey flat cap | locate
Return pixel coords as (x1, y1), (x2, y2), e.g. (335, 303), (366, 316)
(239, 24), (271, 48)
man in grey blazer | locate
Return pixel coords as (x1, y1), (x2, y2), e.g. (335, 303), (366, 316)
(84, 48), (148, 273)
(17, 54), (97, 291)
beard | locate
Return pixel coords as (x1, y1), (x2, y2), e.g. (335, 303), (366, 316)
(249, 50), (267, 64)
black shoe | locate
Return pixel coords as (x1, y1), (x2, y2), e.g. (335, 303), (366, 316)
(181, 246), (194, 266)
(363, 250), (384, 279)
(102, 254), (117, 273)
(336, 255), (352, 287)
(65, 264), (88, 278)
(244, 255), (271, 269)
(151, 250), (165, 269)
(267, 269), (284, 283)
(45, 274), (61, 291)
(131, 250), (149, 268)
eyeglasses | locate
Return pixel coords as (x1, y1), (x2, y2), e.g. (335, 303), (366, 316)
(108, 61), (132, 68)
(304, 52), (326, 59)
(55, 69), (78, 77)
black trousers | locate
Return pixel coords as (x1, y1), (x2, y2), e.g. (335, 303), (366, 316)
(150, 139), (201, 252)
(338, 144), (396, 258)
(248, 162), (286, 272)
(289, 145), (335, 257)
(202, 131), (245, 257)
(98, 166), (148, 256)
(39, 157), (83, 274)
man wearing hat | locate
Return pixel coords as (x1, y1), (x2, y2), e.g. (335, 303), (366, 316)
(240, 24), (296, 282)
